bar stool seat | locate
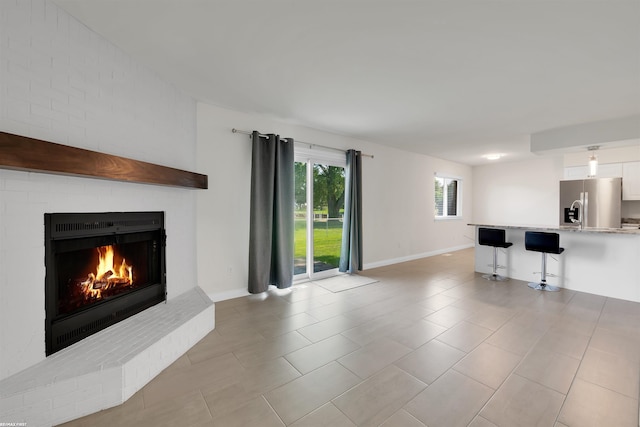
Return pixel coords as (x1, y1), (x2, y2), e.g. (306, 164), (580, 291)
(525, 231), (564, 291)
(478, 228), (513, 281)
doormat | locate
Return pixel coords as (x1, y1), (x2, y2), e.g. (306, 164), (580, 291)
(314, 274), (378, 293)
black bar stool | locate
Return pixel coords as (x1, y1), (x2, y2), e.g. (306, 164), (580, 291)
(478, 228), (513, 281)
(525, 231), (564, 291)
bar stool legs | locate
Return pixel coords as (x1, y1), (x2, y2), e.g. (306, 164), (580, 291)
(525, 231), (564, 292)
(482, 246), (508, 281)
(527, 252), (559, 291)
(478, 228), (513, 282)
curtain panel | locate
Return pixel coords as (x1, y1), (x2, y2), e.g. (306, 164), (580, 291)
(339, 149), (363, 273)
(248, 131), (295, 293)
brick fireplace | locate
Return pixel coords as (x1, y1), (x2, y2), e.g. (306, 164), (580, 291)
(0, 207), (214, 427)
(0, 140), (213, 426)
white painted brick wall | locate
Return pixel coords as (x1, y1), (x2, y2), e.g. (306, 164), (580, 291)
(0, 0), (200, 383)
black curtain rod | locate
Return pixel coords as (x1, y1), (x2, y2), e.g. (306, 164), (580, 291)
(231, 128), (374, 159)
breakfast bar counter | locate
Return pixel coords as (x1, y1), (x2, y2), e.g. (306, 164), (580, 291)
(469, 224), (640, 302)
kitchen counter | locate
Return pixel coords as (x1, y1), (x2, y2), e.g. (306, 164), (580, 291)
(469, 223), (640, 235)
(469, 224), (640, 302)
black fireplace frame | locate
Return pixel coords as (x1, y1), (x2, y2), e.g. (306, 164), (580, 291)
(45, 211), (166, 356)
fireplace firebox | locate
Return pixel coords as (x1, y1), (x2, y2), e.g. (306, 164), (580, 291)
(45, 212), (166, 355)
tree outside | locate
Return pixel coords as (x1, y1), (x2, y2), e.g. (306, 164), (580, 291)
(313, 164), (345, 219)
(294, 162), (307, 210)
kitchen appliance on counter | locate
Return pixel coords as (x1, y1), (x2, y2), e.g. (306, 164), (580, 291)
(559, 178), (622, 229)
(622, 218), (640, 229)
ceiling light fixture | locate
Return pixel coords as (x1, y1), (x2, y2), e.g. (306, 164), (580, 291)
(483, 153), (503, 160)
(587, 146), (599, 178)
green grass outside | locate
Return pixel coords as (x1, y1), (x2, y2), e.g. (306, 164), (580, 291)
(294, 218), (343, 268)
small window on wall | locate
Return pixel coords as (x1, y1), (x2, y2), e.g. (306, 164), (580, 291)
(434, 175), (462, 219)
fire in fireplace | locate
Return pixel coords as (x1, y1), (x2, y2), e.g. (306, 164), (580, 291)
(45, 212), (166, 355)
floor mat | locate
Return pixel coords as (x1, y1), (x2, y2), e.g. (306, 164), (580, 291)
(314, 274), (378, 293)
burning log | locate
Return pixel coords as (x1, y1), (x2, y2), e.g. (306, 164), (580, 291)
(78, 246), (134, 299)
(93, 280), (108, 290)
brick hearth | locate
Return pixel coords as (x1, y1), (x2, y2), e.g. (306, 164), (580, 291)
(0, 287), (215, 427)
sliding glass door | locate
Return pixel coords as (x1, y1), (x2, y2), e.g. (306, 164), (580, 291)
(294, 151), (346, 280)
(312, 163), (345, 275)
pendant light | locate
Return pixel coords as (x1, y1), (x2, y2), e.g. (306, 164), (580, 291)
(587, 146), (599, 178)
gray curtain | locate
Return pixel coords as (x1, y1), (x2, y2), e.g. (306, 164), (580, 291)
(339, 149), (363, 273)
(248, 131), (295, 293)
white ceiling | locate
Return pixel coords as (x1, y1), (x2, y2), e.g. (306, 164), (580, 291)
(54, 0), (640, 165)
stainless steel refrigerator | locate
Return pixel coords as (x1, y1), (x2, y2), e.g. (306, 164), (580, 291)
(559, 178), (622, 228)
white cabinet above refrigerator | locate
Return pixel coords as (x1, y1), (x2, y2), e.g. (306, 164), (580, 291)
(563, 163), (623, 180)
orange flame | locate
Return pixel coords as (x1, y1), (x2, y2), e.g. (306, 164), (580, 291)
(80, 245), (133, 299)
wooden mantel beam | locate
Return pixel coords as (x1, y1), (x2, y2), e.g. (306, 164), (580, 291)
(0, 132), (208, 189)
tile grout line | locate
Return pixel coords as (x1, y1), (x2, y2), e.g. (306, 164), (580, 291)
(548, 291), (605, 426)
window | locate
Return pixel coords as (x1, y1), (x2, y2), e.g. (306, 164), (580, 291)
(435, 176), (462, 218)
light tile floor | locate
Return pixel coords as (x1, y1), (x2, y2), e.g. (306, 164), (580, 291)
(59, 248), (640, 427)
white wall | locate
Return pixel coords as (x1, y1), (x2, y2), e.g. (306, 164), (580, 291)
(196, 103), (474, 301)
(0, 0), (198, 380)
(472, 156), (564, 227)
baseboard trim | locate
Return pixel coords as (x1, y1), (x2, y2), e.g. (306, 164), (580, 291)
(208, 288), (251, 302)
(363, 244), (474, 270)
(206, 244), (475, 302)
